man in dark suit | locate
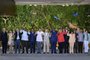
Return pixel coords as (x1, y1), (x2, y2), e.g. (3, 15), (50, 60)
(50, 29), (57, 54)
(1, 28), (8, 54)
(64, 33), (69, 53)
(27, 29), (36, 53)
(14, 28), (21, 54)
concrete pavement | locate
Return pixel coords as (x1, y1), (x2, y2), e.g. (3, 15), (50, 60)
(0, 54), (90, 60)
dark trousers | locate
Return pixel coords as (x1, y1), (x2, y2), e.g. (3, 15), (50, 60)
(74, 42), (78, 53)
(58, 42), (64, 53)
(51, 42), (57, 53)
(21, 40), (29, 53)
(14, 40), (20, 53)
(64, 42), (69, 53)
(2, 42), (7, 54)
(37, 41), (42, 53)
(78, 42), (83, 53)
(30, 42), (35, 53)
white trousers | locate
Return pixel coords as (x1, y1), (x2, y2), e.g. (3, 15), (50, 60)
(69, 42), (74, 54)
(84, 40), (89, 53)
(43, 41), (50, 53)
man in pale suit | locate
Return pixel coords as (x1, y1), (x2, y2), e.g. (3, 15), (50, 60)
(43, 29), (50, 54)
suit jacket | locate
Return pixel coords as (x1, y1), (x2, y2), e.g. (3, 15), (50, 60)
(50, 30), (57, 43)
(14, 31), (21, 41)
(1, 31), (8, 43)
(27, 31), (36, 42)
(64, 34), (69, 42)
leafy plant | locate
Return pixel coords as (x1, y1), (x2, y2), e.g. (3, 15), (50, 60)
(0, 5), (89, 31)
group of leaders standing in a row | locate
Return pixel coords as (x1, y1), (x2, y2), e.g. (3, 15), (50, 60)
(0, 27), (90, 54)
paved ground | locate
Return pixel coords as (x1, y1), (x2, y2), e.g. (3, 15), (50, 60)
(0, 54), (90, 60)
(0, 49), (90, 60)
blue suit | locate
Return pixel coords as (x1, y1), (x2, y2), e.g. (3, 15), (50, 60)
(50, 30), (57, 53)
(1, 32), (8, 54)
(28, 31), (36, 53)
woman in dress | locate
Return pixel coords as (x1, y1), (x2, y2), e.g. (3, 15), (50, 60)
(8, 30), (14, 54)
(67, 31), (76, 54)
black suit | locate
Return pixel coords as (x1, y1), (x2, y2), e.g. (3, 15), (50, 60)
(1, 31), (8, 54)
(14, 31), (21, 53)
(14, 31), (21, 41)
(64, 34), (69, 53)
(74, 33), (78, 53)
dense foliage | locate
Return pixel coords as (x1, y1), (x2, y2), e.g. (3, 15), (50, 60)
(0, 5), (90, 31)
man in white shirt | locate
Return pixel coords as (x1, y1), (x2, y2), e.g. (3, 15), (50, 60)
(36, 29), (44, 54)
(88, 32), (90, 50)
(83, 30), (89, 53)
(20, 29), (29, 54)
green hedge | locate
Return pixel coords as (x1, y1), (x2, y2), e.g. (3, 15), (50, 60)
(0, 5), (89, 31)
